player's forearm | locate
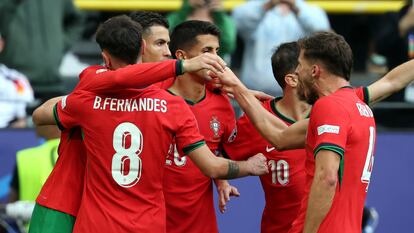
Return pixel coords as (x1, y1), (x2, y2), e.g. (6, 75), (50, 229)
(233, 86), (287, 149)
(32, 97), (62, 126)
(85, 60), (178, 93)
(304, 153), (338, 233)
(278, 119), (308, 150)
(368, 59), (414, 104)
(303, 176), (336, 233)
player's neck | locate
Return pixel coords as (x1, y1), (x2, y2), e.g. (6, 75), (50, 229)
(169, 73), (206, 103)
(276, 89), (311, 121)
(318, 75), (350, 97)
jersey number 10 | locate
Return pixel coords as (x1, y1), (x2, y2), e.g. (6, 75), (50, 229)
(112, 122), (143, 188)
(268, 159), (289, 185)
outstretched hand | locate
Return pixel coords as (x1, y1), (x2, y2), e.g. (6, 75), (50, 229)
(208, 67), (246, 95)
(182, 53), (227, 81)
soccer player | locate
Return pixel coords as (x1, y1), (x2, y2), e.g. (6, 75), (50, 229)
(33, 15), (268, 232)
(222, 41), (310, 233)
(215, 33), (414, 232)
(129, 11), (171, 63)
(163, 20), (239, 233)
(217, 31), (376, 233)
(29, 14), (228, 233)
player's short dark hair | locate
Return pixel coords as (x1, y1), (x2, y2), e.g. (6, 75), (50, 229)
(271, 42), (300, 89)
(129, 11), (169, 34)
(298, 31), (353, 81)
(95, 15), (143, 65)
(169, 20), (220, 58)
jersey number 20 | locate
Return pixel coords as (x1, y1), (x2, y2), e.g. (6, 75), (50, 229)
(112, 122), (143, 188)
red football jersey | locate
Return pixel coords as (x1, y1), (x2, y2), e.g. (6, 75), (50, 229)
(163, 88), (236, 233)
(36, 60), (180, 216)
(289, 87), (376, 233)
(223, 98), (306, 233)
(54, 86), (204, 233)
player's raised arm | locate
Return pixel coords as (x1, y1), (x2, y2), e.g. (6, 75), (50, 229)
(367, 59), (414, 104)
(32, 97), (63, 126)
(187, 145), (268, 179)
(81, 54), (226, 94)
(215, 67), (308, 150)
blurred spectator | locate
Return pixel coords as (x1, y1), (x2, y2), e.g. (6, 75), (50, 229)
(9, 125), (60, 203)
(0, 0), (85, 101)
(375, 0), (414, 102)
(167, 0), (236, 60)
(4, 125), (60, 231)
(232, 0), (330, 96)
(0, 33), (34, 128)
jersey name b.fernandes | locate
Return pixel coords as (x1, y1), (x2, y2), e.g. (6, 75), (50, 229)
(289, 87), (376, 233)
(36, 60), (181, 216)
(54, 86), (204, 233)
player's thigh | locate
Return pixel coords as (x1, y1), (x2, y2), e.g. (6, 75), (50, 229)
(29, 203), (75, 233)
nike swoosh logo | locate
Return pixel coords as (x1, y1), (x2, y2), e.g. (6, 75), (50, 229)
(265, 146), (275, 153)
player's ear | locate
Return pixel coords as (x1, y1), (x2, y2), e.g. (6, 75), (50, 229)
(175, 49), (186, 60)
(311, 64), (321, 78)
(101, 51), (112, 69)
(141, 39), (147, 56)
(285, 73), (298, 87)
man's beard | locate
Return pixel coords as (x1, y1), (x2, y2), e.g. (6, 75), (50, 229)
(298, 81), (319, 105)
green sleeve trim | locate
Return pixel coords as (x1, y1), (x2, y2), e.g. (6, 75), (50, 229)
(182, 140), (206, 154)
(314, 143), (345, 187)
(53, 104), (66, 131)
(176, 59), (184, 76)
(363, 86), (370, 105)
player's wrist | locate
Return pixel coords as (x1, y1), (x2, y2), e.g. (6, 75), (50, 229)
(176, 59), (185, 76)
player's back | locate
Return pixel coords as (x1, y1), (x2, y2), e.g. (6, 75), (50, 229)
(55, 86), (203, 233)
(292, 87), (376, 233)
(319, 87), (376, 233)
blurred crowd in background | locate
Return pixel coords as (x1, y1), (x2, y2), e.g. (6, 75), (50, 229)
(0, 0), (414, 130)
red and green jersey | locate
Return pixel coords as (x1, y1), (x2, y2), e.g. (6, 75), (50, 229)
(54, 86), (204, 233)
(289, 87), (376, 233)
(35, 60), (181, 216)
(223, 98), (306, 233)
(163, 88), (236, 233)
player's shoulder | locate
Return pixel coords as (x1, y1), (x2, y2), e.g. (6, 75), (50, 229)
(144, 86), (188, 104)
(79, 65), (107, 80)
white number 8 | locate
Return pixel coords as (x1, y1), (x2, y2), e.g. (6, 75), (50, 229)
(112, 122), (143, 188)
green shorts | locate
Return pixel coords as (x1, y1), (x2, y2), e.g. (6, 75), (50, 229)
(29, 203), (75, 233)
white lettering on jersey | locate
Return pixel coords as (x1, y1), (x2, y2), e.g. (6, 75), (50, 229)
(356, 103), (374, 118)
(317, 124), (340, 136)
(93, 96), (102, 109)
(93, 96), (168, 113)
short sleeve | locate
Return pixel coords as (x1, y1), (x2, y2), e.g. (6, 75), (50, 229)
(222, 113), (262, 161)
(54, 92), (85, 130)
(174, 102), (205, 155)
(354, 86), (370, 104)
(310, 98), (350, 159)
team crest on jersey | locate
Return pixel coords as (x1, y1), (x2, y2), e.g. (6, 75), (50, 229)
(210, 116), (221, 139)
